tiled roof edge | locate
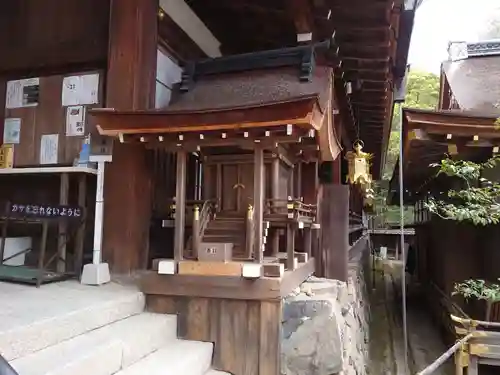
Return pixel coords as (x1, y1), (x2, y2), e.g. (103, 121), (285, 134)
(467, 40), (500, 57)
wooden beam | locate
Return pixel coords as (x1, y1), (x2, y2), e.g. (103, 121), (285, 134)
(287, 0), (315, 36)
(254, 147), (265, 263)
(103, 0), (157, 273)
(318, 184), (349, 281)
(174, 150), (187, 261)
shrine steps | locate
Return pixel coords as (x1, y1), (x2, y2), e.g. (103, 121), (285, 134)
(0, 281), (225, 375)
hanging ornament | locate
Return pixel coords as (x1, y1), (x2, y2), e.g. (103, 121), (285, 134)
(345, 140), (373, 186)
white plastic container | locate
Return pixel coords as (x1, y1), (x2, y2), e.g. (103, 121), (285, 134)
(2, 237), (31, 266)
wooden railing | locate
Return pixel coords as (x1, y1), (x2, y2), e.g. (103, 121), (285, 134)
(264, 198), (316, 221)
(181, 200), (216, 259)
(245, 205), (255, 259)
(349, 212), (365, 245)
(191, 200), (216, 258)
(169, 199), (219, 220)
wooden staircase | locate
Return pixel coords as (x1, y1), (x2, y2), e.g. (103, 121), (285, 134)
(202, 212), (247, 258)
(199, 211), (269, 260)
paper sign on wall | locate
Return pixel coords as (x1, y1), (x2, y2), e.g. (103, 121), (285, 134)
(40, 134), (59, 165)
(3, 118), (21, 144)
(62, 74), (99, 106)
(6, 78), (40, 109)
(66, 105), (86, 136)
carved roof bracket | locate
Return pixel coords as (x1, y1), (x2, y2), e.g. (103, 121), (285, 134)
(179, 39), (336, 92)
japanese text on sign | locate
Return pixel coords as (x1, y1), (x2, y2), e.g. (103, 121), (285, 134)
(9, 204), (83, 219)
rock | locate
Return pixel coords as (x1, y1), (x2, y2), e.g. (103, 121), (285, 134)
(281, 265), (370, 375)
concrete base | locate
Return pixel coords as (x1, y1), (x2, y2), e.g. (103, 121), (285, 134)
(80, 263), (111, 285)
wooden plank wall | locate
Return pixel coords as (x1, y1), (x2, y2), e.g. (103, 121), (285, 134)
(147, 295), (282, 375)
(3, 72), (104, 167)
(0, 0), (109, 76)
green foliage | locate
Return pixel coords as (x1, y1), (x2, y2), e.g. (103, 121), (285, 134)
(453, 279), (500, 303)
(373, 70), (440, 226)
(425, 156), (500, 226)
(383, 70), (440, 180)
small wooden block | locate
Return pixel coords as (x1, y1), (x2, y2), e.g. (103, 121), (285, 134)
(263, 263), (285, 278)
(311, 223), (321, 230)
(295, 252), (308, 263)
(158, 260), (177, 275)
(298, 221), (304, 229)
(242, 263), (262, 279)
(178, 261), (242, 277)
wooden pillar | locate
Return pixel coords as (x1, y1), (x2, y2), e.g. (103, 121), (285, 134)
(57, 173), (69, 272)
(286, 224), (296, 270)
(253, 147), (264, 263)
(174, 151), (187, 261)
(216, 164), (222, 211)
(304, 227), (312, 258)
(74, 174), (87, 275)
(319, 184), (349, 281)
(296, 161), (302, 198)
(271, 158), (280, 256)
(103, 0), (158, 273)
(0, 79), (5, 145)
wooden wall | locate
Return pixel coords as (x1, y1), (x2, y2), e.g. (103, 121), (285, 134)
(3, 71), (104, 166)
(147, 295), (281, 375)
(417, 218), (500, 324)
(0, 0), (109, 76)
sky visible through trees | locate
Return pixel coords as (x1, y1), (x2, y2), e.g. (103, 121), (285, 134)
(372, 9), (500, 226)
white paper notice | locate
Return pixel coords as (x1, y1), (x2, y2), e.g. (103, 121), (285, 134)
(3, 118), (21, 144)
(62, 74), (99, 106)
(66, 105), (86, 136)
(40, 134), (59, 165)
(5, 78), (40, 109)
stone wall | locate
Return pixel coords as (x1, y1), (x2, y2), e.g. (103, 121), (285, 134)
(281, 252), (370, 375)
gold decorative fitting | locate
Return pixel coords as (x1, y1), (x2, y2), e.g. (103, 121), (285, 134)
(193, 205), (200, 220)
(233, 183), (245, 189)
(158, 10), (165, 20)
(345, 140), (373, 186)
(247, 204), (254, 219)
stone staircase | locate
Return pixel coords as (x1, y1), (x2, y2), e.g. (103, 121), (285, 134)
(0, 281), (228, 375)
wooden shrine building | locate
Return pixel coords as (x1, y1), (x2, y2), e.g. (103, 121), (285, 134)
(389, 40), (500, 341)
(0, 1), (416, 373)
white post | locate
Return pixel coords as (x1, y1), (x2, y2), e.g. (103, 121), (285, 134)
(81, 155), (112, 285)
(93, 161), (105, 264)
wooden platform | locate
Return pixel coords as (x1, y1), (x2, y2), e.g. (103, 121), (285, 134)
(141, 258), (314, 301)
(143, 259), (314, 375)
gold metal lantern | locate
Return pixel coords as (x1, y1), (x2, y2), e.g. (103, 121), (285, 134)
(345, 140), (373, 186)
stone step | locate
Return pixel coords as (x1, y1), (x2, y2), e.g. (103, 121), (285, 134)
(0, 282), (145, 361)
(115, 340), (213, 375)
(11, 313), (177, 375)
(205, 370), (231, 375)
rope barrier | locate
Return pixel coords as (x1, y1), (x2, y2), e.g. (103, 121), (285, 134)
(415, 333), (473, 375)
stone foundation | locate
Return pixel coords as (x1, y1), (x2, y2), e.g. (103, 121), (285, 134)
(281, 261), (370, 375)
